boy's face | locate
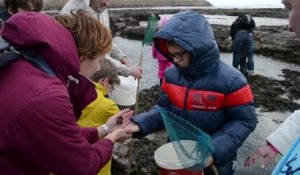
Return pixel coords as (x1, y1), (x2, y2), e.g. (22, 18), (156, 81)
(282, 0), (300, 37)
(166, 44), (191, 68)
(98, 78), (114, 93)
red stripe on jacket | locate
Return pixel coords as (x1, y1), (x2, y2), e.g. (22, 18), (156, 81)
(162, 79), (186, 108)
(162, 80), (253, 111)
(224, 84), (254, 108)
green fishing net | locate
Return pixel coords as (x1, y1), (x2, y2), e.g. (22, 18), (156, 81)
(157, 107), (214, 171)
(143, 14), (159, 46)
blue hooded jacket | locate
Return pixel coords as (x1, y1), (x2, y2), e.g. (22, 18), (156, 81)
(132, 10), (257, 165)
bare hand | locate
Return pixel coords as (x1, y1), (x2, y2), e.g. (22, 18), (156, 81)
(123, 121), (140, 133)
(105, 108), (134, 133)
(244, 145), (278, 168)
(205, 156), (214, 168)
(120, 57), (130, 65)
(105, 128), (134, 142)
(130, 66), (143, 79)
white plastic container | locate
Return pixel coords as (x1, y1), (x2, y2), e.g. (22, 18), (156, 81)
(110, 76), (138, 106)
(154, 141), (204, 175)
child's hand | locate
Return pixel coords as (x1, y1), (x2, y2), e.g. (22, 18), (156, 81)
(244, 144), (278, 168)
(105, 108), (134, 132)
(122, 121), (140, 133)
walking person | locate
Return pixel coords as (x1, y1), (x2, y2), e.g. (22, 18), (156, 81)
(230, 15), (248, 75)
(232, 14), (255, 76)
(245, 0), (300, 168)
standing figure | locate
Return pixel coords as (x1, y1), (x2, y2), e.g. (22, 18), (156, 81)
(152, 15), (172, 85)
(61, 0), (143, 79)
(126, 10), (258, 175)
(0, 11), (133, 175)
(230, 16), (247, 75)
(78, 58), (121, 175)
(232, 14), (255, 76)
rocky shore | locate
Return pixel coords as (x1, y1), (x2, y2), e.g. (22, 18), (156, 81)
(107, 7), (300, 175)
(2, 4), (297, 174)
(108, 8), (300, 65)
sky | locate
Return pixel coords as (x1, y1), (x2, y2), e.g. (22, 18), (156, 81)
(206, 0), (284, 8)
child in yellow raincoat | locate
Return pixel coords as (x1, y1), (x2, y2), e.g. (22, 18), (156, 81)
(78, 58), (121, 175)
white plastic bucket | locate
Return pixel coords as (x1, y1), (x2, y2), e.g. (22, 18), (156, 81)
(110, 76), (138, 106)
(154, 141), (204, 175)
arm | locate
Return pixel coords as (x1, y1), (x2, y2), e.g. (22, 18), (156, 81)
(230, 22), (237, 40)
(211, 78), (258, 165)
(152, 44), (158, 59)
(131, 93), (170, 138)
(267, 110), (300, 154)
(12, 88), (113, 175)
(250, 16), (256, 29)
(105, 55), (132, 76)
(110, 42), (127, 62)
(131, 106), (164, 138)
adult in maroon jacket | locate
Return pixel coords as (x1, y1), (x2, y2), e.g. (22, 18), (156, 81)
(0, 12), (133, 175)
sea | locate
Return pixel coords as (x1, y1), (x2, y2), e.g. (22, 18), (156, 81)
(206, 0), (284, 8)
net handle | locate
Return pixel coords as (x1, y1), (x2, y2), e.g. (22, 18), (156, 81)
(209, 164), (219, 175)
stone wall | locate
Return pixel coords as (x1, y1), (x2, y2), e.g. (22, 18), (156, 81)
(0, 0), (211, 10)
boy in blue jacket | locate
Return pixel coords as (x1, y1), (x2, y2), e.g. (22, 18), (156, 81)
(127, 10), (258, 175)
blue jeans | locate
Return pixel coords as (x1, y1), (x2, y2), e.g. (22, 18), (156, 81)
(233, 31), (254, 71)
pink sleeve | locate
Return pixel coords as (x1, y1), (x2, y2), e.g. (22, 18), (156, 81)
(152, 44), (157, 59)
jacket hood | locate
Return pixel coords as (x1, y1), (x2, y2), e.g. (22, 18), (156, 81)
(154, 10), (220, 79)
(0, 12), (96, 118)
(0, 12), (80, 85)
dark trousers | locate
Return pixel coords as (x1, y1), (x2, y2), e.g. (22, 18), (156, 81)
(233, 31), (254, 71)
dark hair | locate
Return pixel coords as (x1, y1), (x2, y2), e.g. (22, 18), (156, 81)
(4, 0), (43, 14)
(91, 59), (120, 86)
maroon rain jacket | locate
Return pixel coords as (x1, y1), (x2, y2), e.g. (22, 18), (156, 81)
(0, 12), (112, 175)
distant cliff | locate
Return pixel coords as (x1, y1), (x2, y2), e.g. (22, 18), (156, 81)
(0, 0), (212, 10)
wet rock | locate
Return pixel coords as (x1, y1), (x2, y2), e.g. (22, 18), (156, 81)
(110, 14), (300, 65)
(112, 68), (300, 174)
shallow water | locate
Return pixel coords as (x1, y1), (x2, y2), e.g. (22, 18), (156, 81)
(206, 0), (283, 9)
(113, 36), (300, 89)
(205, 15), (288, 26)
(142, 14), (288, 26)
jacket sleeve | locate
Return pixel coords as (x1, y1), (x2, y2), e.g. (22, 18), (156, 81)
(105, 55), (132, 76)
(10, 88), (113, 175)
(80, 127), (100, 144)
(250, 16), (256, 29)
(211, 76), (258, 165)
(110, 42), (126, 61)
(230, 22), (237, 40)
(132, 93), (171, 138)
(267, 110), (300, 155)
